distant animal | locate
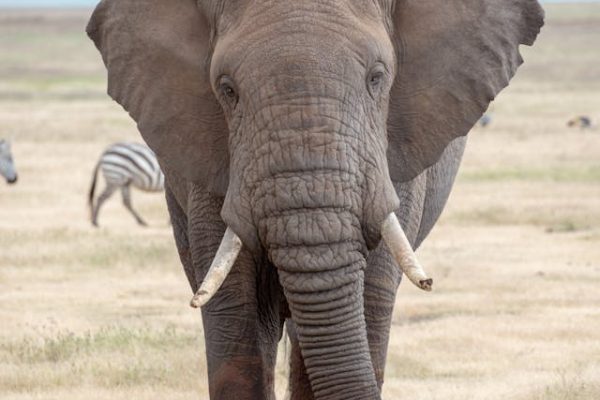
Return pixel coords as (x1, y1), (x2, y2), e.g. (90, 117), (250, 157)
(567, 115), (592, 130)
(478, 113), (493, 128)
(88, 142), (164, 227)
(0, 139), (17, 185)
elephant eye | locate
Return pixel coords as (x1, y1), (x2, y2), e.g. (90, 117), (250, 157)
(369, 71), (383, 86)
(367, 63), (387, 99)
(222, 84), (236, 98)
(218, 76), (238, 109)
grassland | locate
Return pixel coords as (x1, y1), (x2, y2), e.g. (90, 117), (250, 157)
(0, 4), (599, 400)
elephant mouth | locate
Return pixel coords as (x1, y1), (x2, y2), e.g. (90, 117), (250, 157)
(189, 212), (431, 308)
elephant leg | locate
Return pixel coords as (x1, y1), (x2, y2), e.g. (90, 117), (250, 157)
(165, 185), (195, 291)
(285, 320), (315, 400)
(358, 139), (465, 387)
(92, 184), (117, 227)
(185, 188), (285, 400)
(415, 136), (466, 248)
(201, 256), (283, 400)
(364, 244), (402, 389)
(357, 171), (426, 388)
(121, 185), (147, 226)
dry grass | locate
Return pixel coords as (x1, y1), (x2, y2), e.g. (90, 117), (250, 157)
(1, 4), (599, 400)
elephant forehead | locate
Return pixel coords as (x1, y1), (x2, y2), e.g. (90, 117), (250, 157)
(217, 0), (381, 32)
(210, 1), (393, 81)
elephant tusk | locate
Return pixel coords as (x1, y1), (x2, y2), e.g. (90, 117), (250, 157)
(381, 213), (432, 291)
(190, 227), (243, 308)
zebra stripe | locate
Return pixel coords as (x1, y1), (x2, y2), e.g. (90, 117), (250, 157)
(99, 143), (163, 191)
(89, 142), (165, 227)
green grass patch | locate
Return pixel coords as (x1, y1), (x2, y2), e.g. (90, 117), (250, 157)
(545, 220), (591, 234)
(544, 4), (600, 23)
(459, 166), (600, 183)
(0, 227), (177, 273)
(4, 75), (105, 90)
(448, 206), (595, 233)
(1, 326), (194, 364)
(0, 326), (202, 392)
(385, 354), (434, 379)
(524, 370), (600, 400)
(0, 75), (106, 101)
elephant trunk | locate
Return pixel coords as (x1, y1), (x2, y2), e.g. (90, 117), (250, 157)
(202, 105), (426, 398)
(249, 134), (381, 397)
(265, 209), (381, 400)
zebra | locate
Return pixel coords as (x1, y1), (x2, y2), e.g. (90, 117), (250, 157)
(88, 142), (164, 227)
(0, 139), (17, 185)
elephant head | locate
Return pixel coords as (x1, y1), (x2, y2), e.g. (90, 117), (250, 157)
(88, 1), (543, 398)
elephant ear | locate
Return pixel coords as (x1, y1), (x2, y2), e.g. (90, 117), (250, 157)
(87, 0), (229, 194)
(386, 0), (544, 182)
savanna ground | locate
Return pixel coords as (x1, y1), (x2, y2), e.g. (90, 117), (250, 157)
(0, 4), (599, 400)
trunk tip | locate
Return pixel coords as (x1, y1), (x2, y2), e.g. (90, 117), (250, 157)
(419, 279), (433, 291)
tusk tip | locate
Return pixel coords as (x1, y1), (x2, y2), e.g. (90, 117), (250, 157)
(189, 290), (208, 308)
(419, 279), (433, 292)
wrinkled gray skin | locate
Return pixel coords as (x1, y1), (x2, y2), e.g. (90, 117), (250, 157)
(88, 1), (543, 399)
(0, 140), (17, 185)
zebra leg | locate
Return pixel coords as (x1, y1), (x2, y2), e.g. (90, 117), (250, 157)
(92, 185), (117, 227)
(121, 185), (147, 226)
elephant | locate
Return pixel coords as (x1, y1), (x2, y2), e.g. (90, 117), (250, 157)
(87, 1), (544, 399)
